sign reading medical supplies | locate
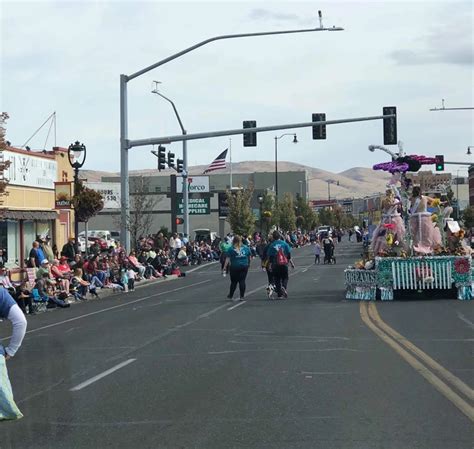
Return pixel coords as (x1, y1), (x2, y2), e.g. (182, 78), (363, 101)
(178, 197), (210, 215)
(176, 176), (209, 194)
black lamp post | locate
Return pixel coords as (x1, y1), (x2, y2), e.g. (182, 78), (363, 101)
(68, 141), (87, 244)
(257, 194), (264, 233)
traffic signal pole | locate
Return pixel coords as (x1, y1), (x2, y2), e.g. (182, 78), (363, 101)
(119, 15), (344, 252)
(127, 114), (395, 148)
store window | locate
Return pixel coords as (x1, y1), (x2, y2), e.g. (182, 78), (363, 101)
(23, 221), (36, 262)
(0, 220), (20, 267)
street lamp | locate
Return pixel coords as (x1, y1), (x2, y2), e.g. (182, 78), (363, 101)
(68, 141), (87, 244)
(151, 84), (189, 237)
(257, 194), (264, 233)
(326, 179), (339, 201)
(274, 133), (297, 202)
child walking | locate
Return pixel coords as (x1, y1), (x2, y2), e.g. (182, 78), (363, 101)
(313, 240), (321, 264)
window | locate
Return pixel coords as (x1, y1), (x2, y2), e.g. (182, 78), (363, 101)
(0, 220), (20, 267)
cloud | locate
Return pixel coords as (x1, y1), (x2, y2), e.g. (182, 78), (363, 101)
(248, 8), (313, 26)
(390, 8), (473, 67)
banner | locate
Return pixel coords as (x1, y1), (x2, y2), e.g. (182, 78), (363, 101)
(54, 182), (72, 209)
(85, 182), (121, 209)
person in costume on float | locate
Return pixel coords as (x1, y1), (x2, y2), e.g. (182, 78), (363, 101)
(409, 186), (440, 254)
(371, 188), (406, 256)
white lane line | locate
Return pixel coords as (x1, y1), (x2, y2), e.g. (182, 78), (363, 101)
(457, 311), (474, 330)
(186, 261), (217, 273)
(1, 280), (211, 342)
(70, 359), (136, 392)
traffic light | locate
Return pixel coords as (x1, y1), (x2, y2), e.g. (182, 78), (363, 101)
(243, 120), (257, 147)
(176, 158), (184, 173)
(312, 113), (326, 140)
(167, 152), (175, 169)
(435, 155), (445, 171)
(175, 217), (184, 225)
(158, 145), (166, 171)
(383, 106), (397, 145)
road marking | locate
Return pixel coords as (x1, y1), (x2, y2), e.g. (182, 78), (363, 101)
(1, 280), (211, 342)
(186, 261), (217, 273)
(456, 311), (474, 330)
(360, 302), (474, 422)
(369, 303), (474, 402)
(70, 359), (136, 392)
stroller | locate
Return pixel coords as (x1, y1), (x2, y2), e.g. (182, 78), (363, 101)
(323, 240), (336, 264)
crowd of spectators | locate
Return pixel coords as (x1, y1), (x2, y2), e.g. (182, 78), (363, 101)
(0, 229), (313, 317)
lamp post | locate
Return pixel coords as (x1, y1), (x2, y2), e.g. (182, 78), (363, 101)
(274, 133), (297, 202)
(68, 141), (87, 245)
(257, 194), (264, 233)
(326, 179), (339, 201)
(151, 85), (189, 238)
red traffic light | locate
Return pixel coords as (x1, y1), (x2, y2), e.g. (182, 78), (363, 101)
(175, 217), (184, 225)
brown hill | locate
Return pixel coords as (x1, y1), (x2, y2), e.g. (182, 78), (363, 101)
(81, 162), (390, 200)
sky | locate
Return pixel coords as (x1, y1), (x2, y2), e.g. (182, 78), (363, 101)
(1, 0), (473, 175)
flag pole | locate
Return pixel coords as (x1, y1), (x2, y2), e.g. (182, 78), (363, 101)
(229, 137), (233, 189)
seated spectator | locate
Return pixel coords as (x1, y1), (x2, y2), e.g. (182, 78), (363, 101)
(34, 272), (70, 308)
(0, 265), (33, 315)
(177, 247), (189, 266)
(128, 250), (146, 279)
(50, 259), (70, 294)
(83, 256), (106, 285)
(57, 256), (73, 278)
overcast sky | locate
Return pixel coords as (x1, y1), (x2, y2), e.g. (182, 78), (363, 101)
(2, 0), (473, 175)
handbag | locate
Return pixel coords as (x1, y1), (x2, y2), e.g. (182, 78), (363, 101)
(0, 351), (23, 420)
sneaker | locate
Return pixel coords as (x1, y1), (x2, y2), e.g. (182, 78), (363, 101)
(281, 287), (288, 299)
(226, 295), (233, 300)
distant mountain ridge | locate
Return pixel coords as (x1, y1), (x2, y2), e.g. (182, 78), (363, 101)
(81, 161), (390, 200)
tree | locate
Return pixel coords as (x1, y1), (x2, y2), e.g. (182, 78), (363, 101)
(318, 208), (334, 227)
(295, 195), (318, 231)
(261, 191), (278, 233)
(278, 193), (296, 232)
(226, 185), (255, 236)
(0, 112), (11, 208)
(128, 177), (159, 249)
(462, 206), (474, 230)
(71, 180), (104, 223)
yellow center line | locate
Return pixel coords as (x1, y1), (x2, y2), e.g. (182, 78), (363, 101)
(368, 302), (474, 402)
(360, 302), (474, 422)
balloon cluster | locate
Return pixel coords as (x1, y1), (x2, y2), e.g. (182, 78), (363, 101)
(373, 155), (438, 174)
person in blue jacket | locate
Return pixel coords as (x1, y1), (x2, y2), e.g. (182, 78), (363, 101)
(223, 235), (251, 301)
(267, 231), (295, 298)
(1, 287), (27, 420)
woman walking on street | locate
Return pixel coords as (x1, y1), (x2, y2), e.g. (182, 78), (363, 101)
(224, 235), (251, 301)
(0, 287), (27, 420)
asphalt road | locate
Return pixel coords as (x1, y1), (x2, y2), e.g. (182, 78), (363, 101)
(1, 241), (472, 449)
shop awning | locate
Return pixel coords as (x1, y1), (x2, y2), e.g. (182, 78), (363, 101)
(0, 210), (58, 220)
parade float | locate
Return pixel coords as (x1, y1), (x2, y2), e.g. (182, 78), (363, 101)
(345, 149), (472, 301)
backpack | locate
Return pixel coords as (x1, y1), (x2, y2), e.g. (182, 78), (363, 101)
(276, 247), (288, 266)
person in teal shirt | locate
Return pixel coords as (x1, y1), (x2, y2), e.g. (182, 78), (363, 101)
(267, 231), (295, 298)
(219, 238), (232, 274)
(223, 236), (251, 301)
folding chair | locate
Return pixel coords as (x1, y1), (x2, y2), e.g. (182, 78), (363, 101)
(30, 288), (48, 313)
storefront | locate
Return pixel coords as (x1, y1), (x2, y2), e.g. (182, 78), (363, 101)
(0, 146), (74, 269)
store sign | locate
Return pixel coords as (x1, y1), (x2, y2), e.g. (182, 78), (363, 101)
(4, 150), (57, 190)
(177, 176), (209, 193)
(178, 197), (210, 215)
(54, 182), (72, 209)
(85, 182), (121, 209)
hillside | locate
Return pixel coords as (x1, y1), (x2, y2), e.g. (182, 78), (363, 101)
(81, 161), (390, 200)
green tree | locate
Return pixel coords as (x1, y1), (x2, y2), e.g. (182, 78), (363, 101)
(226, 185), (255, 236)
(261, 191), (278, 232)
(295, 196), (318, 231)
(71, 180), (104, 223)
(318, 208), (334, 227)
(0, 112), (11, 208)
(462, 206), (474, 229)
(278, 193), (297, 231)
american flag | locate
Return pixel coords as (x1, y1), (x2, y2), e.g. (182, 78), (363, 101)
(203, 149), (228, 174)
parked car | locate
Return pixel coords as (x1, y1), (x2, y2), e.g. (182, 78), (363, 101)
(79, 230), (114, 248)
(193, 229), (217, 244)
(78, 236), (108, 253)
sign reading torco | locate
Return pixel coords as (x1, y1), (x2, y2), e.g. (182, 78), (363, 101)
(177, 176), (209, 194)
